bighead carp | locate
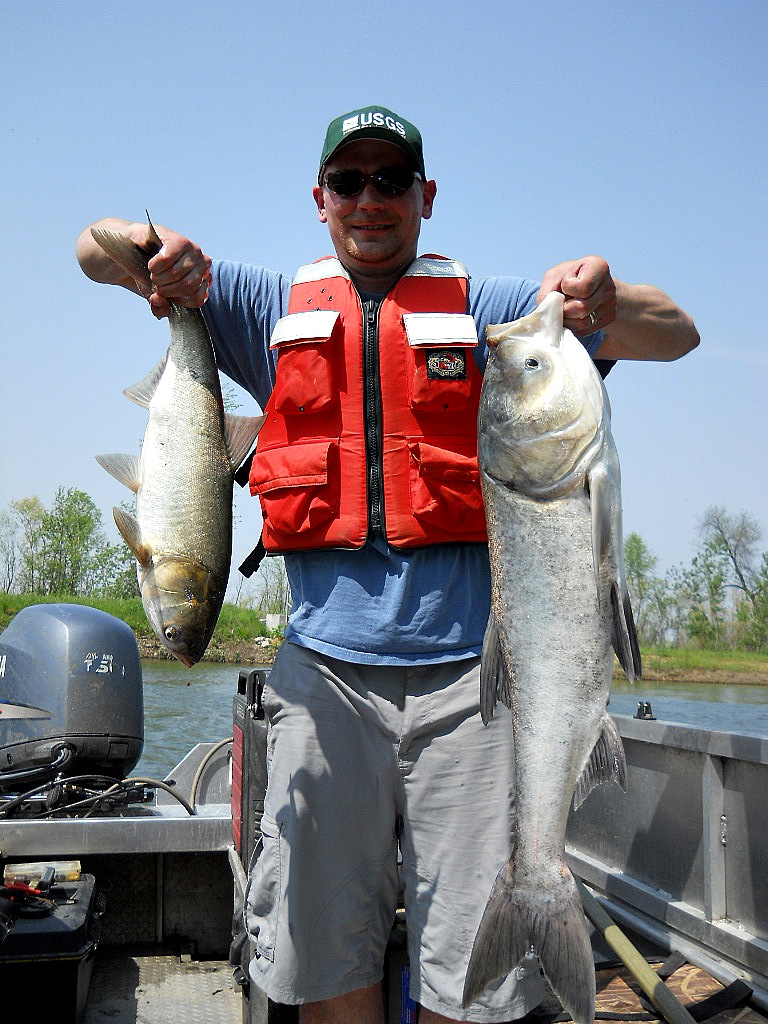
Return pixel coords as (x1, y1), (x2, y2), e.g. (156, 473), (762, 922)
(93, 219), (264, 666)
(463, 291), (641, 1023)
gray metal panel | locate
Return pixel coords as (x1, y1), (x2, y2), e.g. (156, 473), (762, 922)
(567, 713), (768, 1007)
(22, 849), (238, 952)
(616, 716), (768, 763)
(156, 742), (233, 808)
(723, 756), (768, 935)
(162, 852), (235, 955)
(701, 753), (726, 920)
(0, 805), (232, 858)
(87, 852), (159, 945)
(567, 737), (705, 906)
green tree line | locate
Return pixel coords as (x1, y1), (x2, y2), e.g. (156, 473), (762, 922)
(1, 490), (766, 652)
(1, 488), (137, 599)
(625, 507), (767, 652)
(0, 486), (289, 623)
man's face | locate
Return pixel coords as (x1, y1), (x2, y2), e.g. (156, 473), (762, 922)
(313, 139), (437, 291)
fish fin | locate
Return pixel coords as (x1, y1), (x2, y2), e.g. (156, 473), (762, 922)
(480, 613), (511, 725)
(95, 453), (141, 493)
(573, 713), (627, 810)
(224, 413), (266, 472)
(587, 460), (613, 596)
(586, 443), (641, 680)
(610, 581), (642, 681)
(144, 212), (163, 249)
(90, 218), (162, 292)
(112, 507), (152, 567)
(463, 858), (595, 1024)
(123, 352), (169, 408)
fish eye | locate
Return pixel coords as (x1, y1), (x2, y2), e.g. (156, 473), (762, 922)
(165, 625), (181, 641)
(524, 357), (539, 369)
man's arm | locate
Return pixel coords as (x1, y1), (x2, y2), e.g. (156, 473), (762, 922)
(537, 256), (699, 361)
(76, 218), (212, 318)
(593, 280), (699, 361)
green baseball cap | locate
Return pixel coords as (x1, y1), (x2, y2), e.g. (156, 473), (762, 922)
(318, 105), (425, 182)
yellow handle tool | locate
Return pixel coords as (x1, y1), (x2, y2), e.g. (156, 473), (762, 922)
(576, 878), (698, 1024)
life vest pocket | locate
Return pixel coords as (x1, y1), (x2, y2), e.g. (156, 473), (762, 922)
(269, 310), (340, 415)
(407, 439), (485, 533)
(251, 439), (339, 537)
(403, 313), (479, 412)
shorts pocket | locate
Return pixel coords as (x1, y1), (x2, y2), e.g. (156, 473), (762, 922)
(244, 812), (282, 963)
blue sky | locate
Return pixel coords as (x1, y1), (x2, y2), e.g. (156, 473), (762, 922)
(2, 1), (766, 594)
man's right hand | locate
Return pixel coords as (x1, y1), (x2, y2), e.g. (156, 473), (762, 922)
(76, 218), (212, 320)
(145, 227), (212, 319)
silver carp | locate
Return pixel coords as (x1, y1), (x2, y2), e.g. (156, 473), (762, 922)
(463, 291), (641, 1022)
(93, 220), (264, 666)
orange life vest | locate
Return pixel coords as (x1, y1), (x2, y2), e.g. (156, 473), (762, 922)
(249, 255), (488, 552)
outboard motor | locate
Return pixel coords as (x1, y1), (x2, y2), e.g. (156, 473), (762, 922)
(0, 603), (143, 782)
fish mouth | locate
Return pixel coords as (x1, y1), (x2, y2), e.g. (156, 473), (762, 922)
(155, 613), (218, 668)
(480, 394), (607, 493)
(140, 554), (225, 667)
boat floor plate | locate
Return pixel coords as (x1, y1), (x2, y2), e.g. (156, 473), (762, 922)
(84, 951), (240, 1023)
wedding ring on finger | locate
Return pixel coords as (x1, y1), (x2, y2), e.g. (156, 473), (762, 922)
(588, 310), (598, 327)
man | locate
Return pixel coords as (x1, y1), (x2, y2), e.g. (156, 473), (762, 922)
(77, 105), (698, 1024)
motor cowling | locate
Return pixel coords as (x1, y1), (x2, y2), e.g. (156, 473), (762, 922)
(0, 603), (143, 780)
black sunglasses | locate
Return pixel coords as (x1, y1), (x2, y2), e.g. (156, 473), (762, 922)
(323, 167), (423, 198)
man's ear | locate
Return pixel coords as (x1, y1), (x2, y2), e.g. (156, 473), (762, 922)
(421, 179), (437, 221)
(313, 185), (328, 224)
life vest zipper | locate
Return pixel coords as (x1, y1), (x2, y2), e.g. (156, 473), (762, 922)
(362, 297), (385, 536)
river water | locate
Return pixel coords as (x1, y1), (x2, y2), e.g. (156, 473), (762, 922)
(132, 660), (256, 779)
(133, 660), (768, 781)
(609, 677), (768, 736)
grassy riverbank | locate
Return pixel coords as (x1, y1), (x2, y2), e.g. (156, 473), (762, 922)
(0, 593), (282, 665)
(628, 647), (768, 685)
(2, 594), (767, 681)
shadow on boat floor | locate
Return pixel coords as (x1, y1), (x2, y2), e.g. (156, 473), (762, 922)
(85, 949), (240, 1024)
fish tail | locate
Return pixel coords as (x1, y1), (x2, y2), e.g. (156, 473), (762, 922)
(463, 862), (595, 1024)
(90, 214), (163, 292)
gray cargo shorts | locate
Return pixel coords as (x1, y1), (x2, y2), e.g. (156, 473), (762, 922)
(245, 641), (545, 1021)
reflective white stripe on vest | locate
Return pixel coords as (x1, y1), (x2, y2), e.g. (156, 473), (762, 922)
(270, 309), (340, 348)
(403, 312), (479, 347)
(292, 259), (349, 285)
(404, 257), (469, 279)
(291, 256), (468, 286)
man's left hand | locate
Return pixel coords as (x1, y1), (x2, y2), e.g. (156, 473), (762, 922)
(537, 256), (617, 336)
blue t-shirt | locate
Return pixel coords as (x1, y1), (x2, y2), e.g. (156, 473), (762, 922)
(204, 260), (604, 666)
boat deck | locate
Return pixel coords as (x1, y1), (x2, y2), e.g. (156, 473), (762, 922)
(5, 721), (767, 1024)
(562, 956), (759, 1024)
(78, 946), (765, 1024)
(596, 961), (758, 1024)
(84, 950), (241, 1024)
